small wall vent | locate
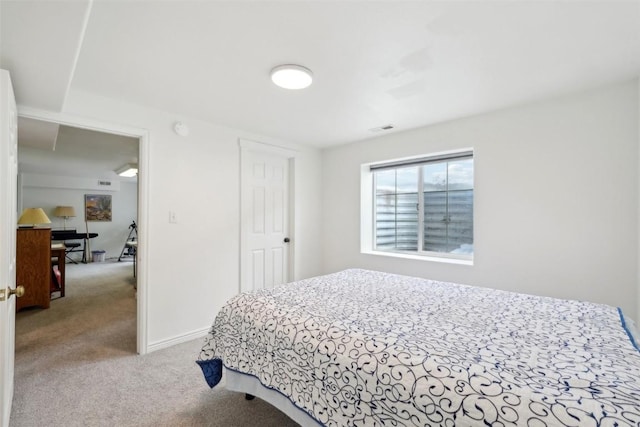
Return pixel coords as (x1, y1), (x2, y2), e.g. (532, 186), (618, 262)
(369, 124), (395, 132)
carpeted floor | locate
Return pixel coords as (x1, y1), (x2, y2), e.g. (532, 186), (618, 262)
(10, 259), (299, 427)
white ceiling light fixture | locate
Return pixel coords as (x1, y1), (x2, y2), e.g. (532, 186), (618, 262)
(115, 163), (138, 177)
(270, 64), (313, 90)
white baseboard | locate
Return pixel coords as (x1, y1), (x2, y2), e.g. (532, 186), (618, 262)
(147, 326), (210, 353)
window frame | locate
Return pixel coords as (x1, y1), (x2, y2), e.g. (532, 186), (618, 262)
(361, 148), (474, 265)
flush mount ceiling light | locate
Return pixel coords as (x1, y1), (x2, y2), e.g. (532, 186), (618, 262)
(270, 64), (313, 90)
(115, 163), (138, 177)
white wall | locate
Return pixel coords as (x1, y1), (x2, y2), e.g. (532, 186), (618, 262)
(60, 89), (323, 349)
(322, 79), (640, 321)
(20, 175), (138, 261)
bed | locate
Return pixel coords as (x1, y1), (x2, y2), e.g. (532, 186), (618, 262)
(197, 269), (640, 426)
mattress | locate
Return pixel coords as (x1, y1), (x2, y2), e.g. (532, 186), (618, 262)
(198, 269), (640, 426)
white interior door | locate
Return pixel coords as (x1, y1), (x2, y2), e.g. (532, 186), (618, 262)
(0, 69), (18, 427)
(240, 143), (292, 292)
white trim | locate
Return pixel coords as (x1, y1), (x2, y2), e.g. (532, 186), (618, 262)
(238, 138), (299, 157)
(361, 249), (474, 266)
(147, 327), (209, 353)
(637, 76), (640, 324)
(18, 107), (146, 138)
(16, 106), (151, 355)
(360, 164), (374, 254)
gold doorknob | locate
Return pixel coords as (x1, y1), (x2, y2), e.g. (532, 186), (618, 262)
(9, 286), (25, 298)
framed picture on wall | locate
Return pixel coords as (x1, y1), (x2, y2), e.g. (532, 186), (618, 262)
(85, 194), (112, 221)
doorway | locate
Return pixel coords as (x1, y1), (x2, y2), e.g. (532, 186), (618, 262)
(16, 110), (149, 354)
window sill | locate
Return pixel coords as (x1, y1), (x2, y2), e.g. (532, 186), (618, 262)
(361, 250), (474, 266)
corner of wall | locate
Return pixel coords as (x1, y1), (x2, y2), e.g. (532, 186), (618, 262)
(637, 75), (640, 323)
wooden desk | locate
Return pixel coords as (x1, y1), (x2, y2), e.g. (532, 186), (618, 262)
(51, 244), (66, 298)
(16, 228), (51, 310)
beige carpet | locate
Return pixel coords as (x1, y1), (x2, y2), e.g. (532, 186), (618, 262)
(10, 259), (299, 427)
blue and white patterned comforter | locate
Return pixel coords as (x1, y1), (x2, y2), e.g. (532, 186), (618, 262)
(198, 269), (640, 426)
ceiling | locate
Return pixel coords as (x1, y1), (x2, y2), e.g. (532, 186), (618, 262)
(1, 0), (639, 155)
(18, 119), (139, 180)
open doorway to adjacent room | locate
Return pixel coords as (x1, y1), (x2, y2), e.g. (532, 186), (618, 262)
(15, 116), (140, 356)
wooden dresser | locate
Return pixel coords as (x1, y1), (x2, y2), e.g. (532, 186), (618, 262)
(16, 228), (52, 310)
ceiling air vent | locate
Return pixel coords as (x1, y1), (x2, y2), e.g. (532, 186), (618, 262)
(369, 124), (395, 133)
(98, 180), (112, 187)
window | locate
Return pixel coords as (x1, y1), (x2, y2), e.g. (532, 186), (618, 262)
(369, 150), (473, 260)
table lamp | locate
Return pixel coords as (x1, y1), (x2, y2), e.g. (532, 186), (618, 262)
(17, 208), (51, 228)
(53, 206), (76, 230)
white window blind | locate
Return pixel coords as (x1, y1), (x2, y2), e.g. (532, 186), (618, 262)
(372, 150), (474, 258)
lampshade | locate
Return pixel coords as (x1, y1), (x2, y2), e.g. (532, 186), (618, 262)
(115, 163), (138, 177)
(17, 208), (51, 227)
(53, 206), (76, 218)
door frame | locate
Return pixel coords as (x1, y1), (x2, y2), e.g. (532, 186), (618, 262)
(239, 138), (296, 292)
(17, 106), (151, 355)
